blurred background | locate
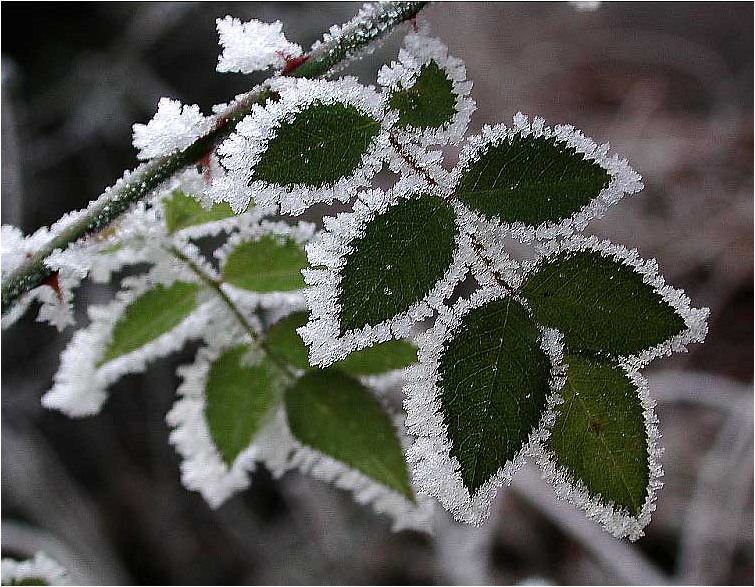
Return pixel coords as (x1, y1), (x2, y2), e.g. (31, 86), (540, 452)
(1, 2), (752, 584)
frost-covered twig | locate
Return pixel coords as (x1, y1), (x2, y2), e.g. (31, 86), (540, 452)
(0, 1), (427, 316)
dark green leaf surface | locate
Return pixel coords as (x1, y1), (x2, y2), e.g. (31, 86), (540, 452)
(222, 236), (307, 292)
(455, 134), (611, 226)
(205, 345), (282, 465)
(388, 60), (456, 129)
(266, 311), (418, 373)
(285, 369), (414, 500)
(338, 195), (457, 332)
(439, 298), (552, 493)
(163, 189), (235, 234)
(99, 282), (200, 365)
(520, 250), (686, 357)
(251, 102), (381, 187)
(548, 355), (648, 515)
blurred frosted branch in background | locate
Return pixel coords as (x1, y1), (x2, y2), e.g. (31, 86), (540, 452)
(1, 2), (751, 584)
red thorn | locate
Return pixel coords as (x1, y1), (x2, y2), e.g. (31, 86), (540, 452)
(42, 271), (64, 302)
(281, 53), (309, 75)
(199, 152), (213, 184)
(409, 16), (418, 32)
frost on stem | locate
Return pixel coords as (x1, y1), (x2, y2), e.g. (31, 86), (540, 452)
(216, 16), (303, 74)
(133, 98), (212, 161)
(1, 552), (71, 586)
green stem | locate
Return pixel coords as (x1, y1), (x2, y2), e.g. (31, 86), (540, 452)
(1, 1), (427, 315)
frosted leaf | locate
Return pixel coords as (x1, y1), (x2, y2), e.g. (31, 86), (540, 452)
(298, 179), (473, 367)
(132, 98), (211, 161)
(451, 113), (643, 242)
(209, 77), (392, 215)
(531, 365), (662, 541)
(216, 16), (302, 74)
(570, 1), (602, 11)
(524, 235), (709, 368)
(403, 287), (565, 525)
(42, 272), (215, 417)
(379, 21), (476, 146)
(1, 552), (72, 586)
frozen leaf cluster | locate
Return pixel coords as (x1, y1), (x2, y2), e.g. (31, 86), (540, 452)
(132, 98), (211, 160)
(216, 16), (302, 74)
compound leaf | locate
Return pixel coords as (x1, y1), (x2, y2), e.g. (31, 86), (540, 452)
(521, 249), (686, 357)
(439, 298), (553, 493)
(222, 236), (308, 292)
(163, 189), (235, 234)
(252, 102), (381, 187)
(99, 281), (200, 365)
(204, 345), (283, 465)
(338, 194), (457, 332)
(548, 354), (649, 516)
(389, 60), (456, 129)
(285, 369), (414, 500)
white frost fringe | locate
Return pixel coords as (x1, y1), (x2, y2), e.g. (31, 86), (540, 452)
(298, 178), (473, 367)
(527, 235), (709, 368)
(42, 270), (215, 417)
(378, 21), (476, 146)
(531, 367), (663, 541)
(1, 552), (71, 586)
(451, 113), (644, 242)
(403, 287), (565, 525)
(210, 76), (393, 215)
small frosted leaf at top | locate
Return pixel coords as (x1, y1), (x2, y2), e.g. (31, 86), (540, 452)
(132, 98), (211, 161)
(216, 16), (302, 74)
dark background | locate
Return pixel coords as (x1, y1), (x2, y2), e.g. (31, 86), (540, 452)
(2, 2), (752, 585)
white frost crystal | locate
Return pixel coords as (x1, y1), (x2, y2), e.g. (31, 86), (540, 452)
(216, 16), (303, 74)
(1, 552), (71, 586)
(132, 98), (211, 161)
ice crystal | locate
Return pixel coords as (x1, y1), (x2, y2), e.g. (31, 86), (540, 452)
(216, 16), (302, 74)
(132, 98), (211, 161)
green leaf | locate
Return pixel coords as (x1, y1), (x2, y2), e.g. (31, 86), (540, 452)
(548, 355), (648, 515)
(285, 369), (414, 500)
(99, 282), (200, 365)
(439, 298), (553, 493)
(222, 236), (308, 292)
(338, 195), (457, 332)
(252, 102), (381, 187)
(455, 134), (611, 226)
(163, 189), (235, 234)
(205, 345), (283, 465)
(5, 578), (48, 586)
(388, 60), (456, 129)
(266, 311), (418, 374)
(520, 250), (686, 357)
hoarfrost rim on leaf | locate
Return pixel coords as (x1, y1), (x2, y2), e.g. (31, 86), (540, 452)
(527, 235), (709, 369)
(132, 97), (212, 161)
(216, 16), (303, 74)
(211, 77), (393, 215)
(1, 552), (72, 586)
(258, 408), (436, 532)
(298, 180), (474, 368)
(166, 329), (275, 509)
(42, 271), (215, 417)
(531, 366), (662, 541)
(378, 22), (476, 147)
(215, 219), (317, 309)
(403, 287), (565, 525)
(451, 113), (644, 243)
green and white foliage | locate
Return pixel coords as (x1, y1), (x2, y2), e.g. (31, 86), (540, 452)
(1, 552), (71, 586)
(2, 7), (712, 540)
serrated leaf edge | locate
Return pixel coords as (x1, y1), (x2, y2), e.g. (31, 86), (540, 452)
(298, 179), (473, 367)
(525, 234), (710, 369)
(403, 287), (566, 525)
(210, 76), (394, 216)
(215, 219), (317, 310)
(451, 113), (644, 243)
(42, 269), (214, 418)
(378, 23), (476, 146)
(530, 365), (663, 541)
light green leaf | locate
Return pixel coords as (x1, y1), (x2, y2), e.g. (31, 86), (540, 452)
(456, 134), (610, 226)
(252, 102), (381, 187)
(548, 355), (648, 515)
(205, 345), (283, 465)
(338, 195), (457, 332)
(520, 250), (686, 357)
(285, 369), (414, 500)
(266, 311), (417, 374)
(439, 298), (552, 493)
(163, 189), (235, 234)
(222, 236), (308, 292)
(388, 60), (456, 129)
(99, 282), (200, 365)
